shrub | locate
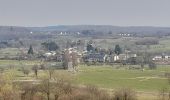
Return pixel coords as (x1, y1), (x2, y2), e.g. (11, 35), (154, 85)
(21, 67), (30, 76)
(158, 87), (170, 100)
(20, 83), (39, 100)
(113, 88), (137, 100)
(135, 38), (159, 45)
(148, 62), (157, 69)
(69, 85), (111, 100)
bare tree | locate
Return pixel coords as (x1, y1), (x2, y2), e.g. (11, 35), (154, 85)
(113, 88), (137, 100)
(47, 67), (55, 79)
(20, 83), (38, 100)
(38, 79), (51, 100)
(21, 67), (30, 76)
(53, 81), (72, 100)
(71, 51), (79, 72)
(63, 50), (71, 69)
(159, 87), (169, 100)
(32, 65), (38, 79)
(0, 74), (20, 100)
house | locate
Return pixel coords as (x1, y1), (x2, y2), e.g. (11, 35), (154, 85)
(112, 53), (137, 62)
(118, 33), (131, 37)
(43, 51), (56, 57)
(105, 55), (115, 63)
(165, 55), (170, 59)
(152, 55), (170, 61)
(83, 53), (107, 62)
(42, 51), (62, 61)
(152, 54), (170, 64)
(56, 54), (63, 62)
(152, 56), (162, 61)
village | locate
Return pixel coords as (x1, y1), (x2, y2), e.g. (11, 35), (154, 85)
(18, 40), (170, 72)
(1, 0), (170, 99)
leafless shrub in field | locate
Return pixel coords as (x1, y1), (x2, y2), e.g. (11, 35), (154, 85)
(20, 83), (38, 100)
(164, 72), (170, 85)
(113, 88), (137, 100)
(158, 87), (170, 100)
(40, 63), (48, 70)
(38, 79), (52, 100)
(0, 75), (20, 100)
(21, 67), (30, 76)
(68, 85), (111, 100)
(0, 90), (19, 100)
(53, 81), (73, 100)
(46, 67), (55, 79)
(32, 65), (39, 79)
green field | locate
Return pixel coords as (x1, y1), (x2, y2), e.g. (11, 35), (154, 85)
(0, 60), (169, 92)
(0, 60), (40, 69)
(76, 65), (170, 92)
(1, 60), (170, 100)
(75, 65), (170, 99)
(0, 60), (170, 92)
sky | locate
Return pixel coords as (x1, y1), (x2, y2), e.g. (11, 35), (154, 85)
(0, 0), (169, 27)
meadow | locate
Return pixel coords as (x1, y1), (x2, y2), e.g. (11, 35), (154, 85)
(76, 65), (170, 91)
(0, 60), (170, 91)
(1, 60), (170, 99)
(75, 65), (170, 100)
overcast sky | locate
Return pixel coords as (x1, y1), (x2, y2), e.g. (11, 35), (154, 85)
(0, 0), (169, 27)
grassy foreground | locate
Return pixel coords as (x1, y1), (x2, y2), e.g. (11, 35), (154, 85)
(74, 65), (170, 100)
(75, 65), (170, 92)
(1, 60), (170, 99)
(0, 60), (170, 92)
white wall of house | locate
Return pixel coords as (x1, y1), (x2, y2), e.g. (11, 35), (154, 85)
(114, 55), (119, 61)
(152, 56), (163, 61)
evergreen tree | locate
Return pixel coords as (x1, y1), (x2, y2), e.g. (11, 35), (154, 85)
(114, 44), (121, 55)
(87, 43), (93, 52)
(41, 41), (59, 51)
(28, 45), (34, 55)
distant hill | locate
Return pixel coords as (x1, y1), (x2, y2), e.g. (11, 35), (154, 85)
(0, 25), (170, 40)
(0, 26), (31, 40)
(29, 25), (170, 37)
(30, 25), (170, 33)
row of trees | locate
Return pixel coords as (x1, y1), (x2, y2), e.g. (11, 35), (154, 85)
(41, 42), (60, 51)
(27, 41), (60, 55)
(135, 38), (159, 45)
(86, 42), (122, 55)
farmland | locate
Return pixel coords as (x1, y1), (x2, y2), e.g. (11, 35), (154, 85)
(1, 29), (170, 99)
(76, 65), (170, 91)
(1, 60), (170, 91)
(0, 60), (170, 99)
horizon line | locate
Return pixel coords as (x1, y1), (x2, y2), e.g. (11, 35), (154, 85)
(0, 24), (170, 28)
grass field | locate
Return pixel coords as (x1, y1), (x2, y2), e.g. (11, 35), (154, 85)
(1, 60), (170, 99)
(0, 60), (40, 69)
(74, 65), (170, 100)
(76, 65), (170, 92)
(0, 60), (170, 92)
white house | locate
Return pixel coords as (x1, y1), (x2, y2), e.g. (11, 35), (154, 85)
(113, 53), (137, 61)
(43, 51), (56, 57)
(152, 55), (170, 61)
(152, 56), (162, 61)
